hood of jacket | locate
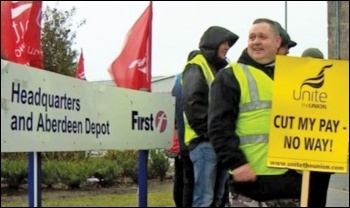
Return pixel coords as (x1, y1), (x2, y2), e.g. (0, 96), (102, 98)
(199, 26), (239, 69)
(187, 50), (200, 61)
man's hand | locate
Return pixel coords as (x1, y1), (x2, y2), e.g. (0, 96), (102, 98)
(231, 163), (257, 182)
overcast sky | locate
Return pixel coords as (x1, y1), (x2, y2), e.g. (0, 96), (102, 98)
(43, 1), (328, 81)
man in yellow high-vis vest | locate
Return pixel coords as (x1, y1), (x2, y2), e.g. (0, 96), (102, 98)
(182, 26), (239, 207)
(208, 18), (302, 206)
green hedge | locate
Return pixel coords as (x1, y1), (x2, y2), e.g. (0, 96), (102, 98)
(1, 150), (170, 190)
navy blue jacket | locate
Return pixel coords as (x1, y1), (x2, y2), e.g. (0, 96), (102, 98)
(172, 73), (187, 152)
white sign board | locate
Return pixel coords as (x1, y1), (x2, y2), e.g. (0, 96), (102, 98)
(1, 60), (175, 152)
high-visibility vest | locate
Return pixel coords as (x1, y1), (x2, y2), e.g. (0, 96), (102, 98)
(231, 63), (288, 175)
(182, 54), (214, 145)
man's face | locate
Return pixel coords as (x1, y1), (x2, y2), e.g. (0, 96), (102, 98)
(277, 46), (289, 55)
(217, 41), (230, 60)
(247, 22), (281, 64)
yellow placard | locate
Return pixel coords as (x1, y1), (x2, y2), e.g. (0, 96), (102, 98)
(267, 55), (349, 173)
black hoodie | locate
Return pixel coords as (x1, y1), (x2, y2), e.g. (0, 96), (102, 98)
(182, 26), (239, 150)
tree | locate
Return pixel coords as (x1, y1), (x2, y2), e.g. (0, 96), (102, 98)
(41, 5), (85, 76)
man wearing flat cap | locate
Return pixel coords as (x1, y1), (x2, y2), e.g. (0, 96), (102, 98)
(274, 21), (297, 55)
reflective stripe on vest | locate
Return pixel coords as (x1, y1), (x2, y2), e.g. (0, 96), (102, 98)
(232, 63), (287, 175)
(183, 54), (214, 145)
(239, 134), (268, 144)
(239, 63), (271, 113)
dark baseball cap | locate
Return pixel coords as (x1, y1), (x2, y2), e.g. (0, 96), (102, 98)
(274, 21), (297, 49)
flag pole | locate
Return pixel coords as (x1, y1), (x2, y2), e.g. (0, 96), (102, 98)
(21, 2), (44, 207)
(138, 2), (152, 207)
(284, 1), (288, 32)
(148, 1), (153, 92)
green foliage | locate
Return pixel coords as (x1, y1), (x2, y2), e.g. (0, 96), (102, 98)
(56, 161), (90, 190)
(1, 152), (27, 160)
(111, 150), (139, 184)
(104, 150), (122, 160)
(106, 150), (171, 182)
(149, 150), (170, 181)
(41, 151), (87, 162)
(1, 159), (27, 190)
(1, 152), (86, 162)
(41, 160), (60, 188)
(88, 158), (122, 187)
(41, 5), (85, 76)
(147, 162), (157, 179)
(105, 150), (136, 161)
(0, 150), (172, 192)
(121, 158), (138, 184)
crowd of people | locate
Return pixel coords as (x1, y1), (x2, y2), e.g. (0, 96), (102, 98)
(165, 17), (332, 207)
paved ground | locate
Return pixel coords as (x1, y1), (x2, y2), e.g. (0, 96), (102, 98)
(327, 170), (349, 207)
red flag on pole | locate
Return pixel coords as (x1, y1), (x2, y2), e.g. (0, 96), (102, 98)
(1, 1), (43, 69)
(108, 3), (152, 91)
(76, 49), (86, 80)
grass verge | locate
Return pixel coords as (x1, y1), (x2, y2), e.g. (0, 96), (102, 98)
(1, 190), (174, 207)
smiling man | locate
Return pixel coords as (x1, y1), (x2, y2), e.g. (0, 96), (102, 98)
(209, 18), (302, 206)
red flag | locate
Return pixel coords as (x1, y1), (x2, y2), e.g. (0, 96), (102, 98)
(108, 3), (152, 91)
(76, 49), (86, 80)
(1, 1), (43, 69)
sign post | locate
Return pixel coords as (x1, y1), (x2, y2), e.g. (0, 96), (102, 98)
(28, 152), (41, 207)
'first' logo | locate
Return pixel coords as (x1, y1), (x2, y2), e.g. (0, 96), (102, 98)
(155, 111), (167, 133)
(131, 110), (167, 133)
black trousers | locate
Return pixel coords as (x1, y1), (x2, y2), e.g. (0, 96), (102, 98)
(308, 171), (332, 207)
(231, 170), (302, 201)
(173, 152), (194, 207)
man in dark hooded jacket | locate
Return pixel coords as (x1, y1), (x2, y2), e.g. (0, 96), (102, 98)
(182, 26), (239, 207)
(170, 50), (199, 207)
